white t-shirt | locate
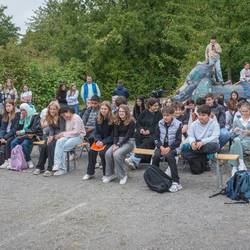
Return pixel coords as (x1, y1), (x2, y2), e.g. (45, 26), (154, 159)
(21, 91), (32, 102)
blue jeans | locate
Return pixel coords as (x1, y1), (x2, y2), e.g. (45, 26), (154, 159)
(209, 58), (223, 82)
(54, 136), (82, 171)
(69, 104), (79, 114)
(219, 128), (230, 148)
(11, 137), (33, 161)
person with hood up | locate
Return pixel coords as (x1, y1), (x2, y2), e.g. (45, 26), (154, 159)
(10, 103), (42, 169)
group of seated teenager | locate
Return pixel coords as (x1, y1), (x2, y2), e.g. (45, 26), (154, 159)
(0, 85), (250, 192)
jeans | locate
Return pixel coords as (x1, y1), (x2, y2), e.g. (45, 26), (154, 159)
(229, 137), (250, 167)
(209, 57), (223, 82)
(69, 104), (79, 114)
(0, 136), (15, 160)
(87, 145), (111, 176)
(152, 149), (179, 183)
(11, 137), (33, 161)
(36, 140), (56, 171)
(105, 138), (134, 179)
(54, 136), (82, 171)
(219, 128), (231, 148)
(182, 142), (220, 174)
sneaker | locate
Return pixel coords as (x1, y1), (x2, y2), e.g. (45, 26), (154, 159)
(82, 174), (94, 180)
(33, 169), (41, 175)
(28, 161), (34, 169)
(231, 166), (238, 176)
(119, 175), (128, 185)
(54, 169), (66, 176)
(69, 154), (75, 161)
(165, 167), (172, 178)
(43, 170), (53, 177)
(0, 160), (9, 169)
(52, 165), (59, 171)
(102, 175), (116, 183)
(169, 182), (183, 193)
(125, 158), (137, 170)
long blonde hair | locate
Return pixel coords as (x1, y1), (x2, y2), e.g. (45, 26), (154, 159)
(45, 101), (60, 126)
(96, 101), (114, 125)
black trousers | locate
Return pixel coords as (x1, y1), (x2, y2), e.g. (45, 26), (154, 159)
(87, 145), (111, 175)
(182, 142), (220, 175)
(135, 133), (155, 163)
(0, 136), (15, 160)
(36, 140), (56, 171)
(152, 148), (179, 183)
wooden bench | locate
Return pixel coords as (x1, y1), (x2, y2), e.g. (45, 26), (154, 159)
(214, 153), (239, 189)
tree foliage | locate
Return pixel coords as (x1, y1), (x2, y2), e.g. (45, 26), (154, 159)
(0, 0), (250, 110)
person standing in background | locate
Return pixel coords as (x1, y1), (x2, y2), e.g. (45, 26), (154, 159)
(56, 81), (68, 108)
(66, 83), (79, 114)
(205, 35), (223, 84)
(240, 62), (250, 83)
(80, 75), (101, 103)
(112, 80), (129, 100)
(3, 79), (18, 103)
(20, 84), (32, 104)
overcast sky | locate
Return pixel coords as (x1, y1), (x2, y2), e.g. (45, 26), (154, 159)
(1, 0), (45, 34)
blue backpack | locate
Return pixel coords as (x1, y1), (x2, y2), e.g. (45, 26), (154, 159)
(225, 171), (250, 202)
(210, 171), (250, 204)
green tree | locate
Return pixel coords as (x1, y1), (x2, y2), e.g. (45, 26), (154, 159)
(0, 5), (19, 45)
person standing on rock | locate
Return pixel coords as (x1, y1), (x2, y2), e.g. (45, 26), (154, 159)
(205, 35), (223, 84)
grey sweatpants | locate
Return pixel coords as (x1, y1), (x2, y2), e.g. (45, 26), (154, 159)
(105, 138), (134, 179)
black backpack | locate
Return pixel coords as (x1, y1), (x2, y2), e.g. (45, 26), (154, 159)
(144, 165), (172, 193)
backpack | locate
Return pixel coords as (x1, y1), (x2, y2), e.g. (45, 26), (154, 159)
(144, 165), (172, 193)
(210, 171), (250, 204)
(225, 171), (250, 203)
(10, 145), (28, 171)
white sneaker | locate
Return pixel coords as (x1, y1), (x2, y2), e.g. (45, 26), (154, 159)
(69, 154), (75, 161)
(125, 158), (137, 170)
(165, 167), (172, 178)
(52, 165), (59, 171)
(54, 169), (66, 176)
(102, 175), (116, 183)
(119, 175), (128, 185)
(82, 174), (94, 180)
(238, 164), (247, 171)
(28, 161), (34, 169)
(231, 166), (238, 176)
(169, 182), (182, 193)
(0, 160), (9, 169)
(33, 169), (41, 175)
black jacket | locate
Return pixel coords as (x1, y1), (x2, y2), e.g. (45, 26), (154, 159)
(16, 114), (43, 139)
(48, 117), (66, 136)
(211, 103), (226, 128)
(136, 110), (162, 135)
(94, 119), (113, 145)
(0, 112), (20, 140)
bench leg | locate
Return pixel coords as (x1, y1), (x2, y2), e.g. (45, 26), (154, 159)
(73, 150), (76, 170)
(216, 160), (223, 189)
(66, 152), (70, 172)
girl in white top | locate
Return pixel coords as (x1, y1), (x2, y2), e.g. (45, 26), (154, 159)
(66, 83), (79, 114)
(20, 84), (32, 103)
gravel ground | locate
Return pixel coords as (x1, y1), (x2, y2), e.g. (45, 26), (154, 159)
(0, 150), (249, 250)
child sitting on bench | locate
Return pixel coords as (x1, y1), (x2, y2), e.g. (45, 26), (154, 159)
(229, 102), (250, 176)
(152, 106), (182, 192)
(182, 104), (220, 175)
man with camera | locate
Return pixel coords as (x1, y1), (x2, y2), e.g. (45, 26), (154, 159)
(205, 35), (223, 84)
